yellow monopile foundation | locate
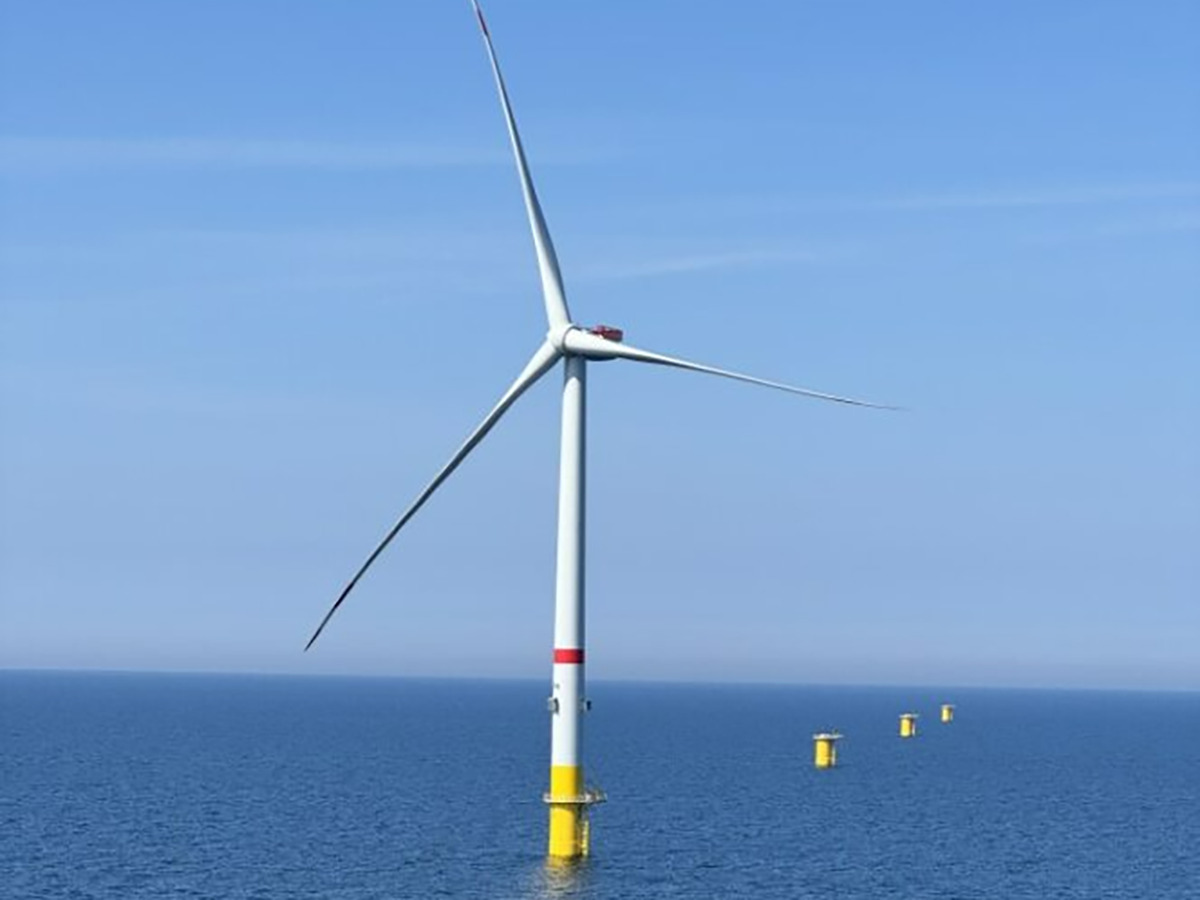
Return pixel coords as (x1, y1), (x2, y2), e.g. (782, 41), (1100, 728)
(941, 703), (955, 723)
(813, 732), (842, 769)
(547, 765), (585, 858)
(899, 712), (919, 738)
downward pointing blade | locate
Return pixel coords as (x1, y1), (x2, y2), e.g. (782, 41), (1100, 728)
(563, 330), (897, 409)
(305, 341), (561, 650)
(471, 1), (571, 330)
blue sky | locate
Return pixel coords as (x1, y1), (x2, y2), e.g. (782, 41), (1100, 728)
(2, 1), (1197, 689)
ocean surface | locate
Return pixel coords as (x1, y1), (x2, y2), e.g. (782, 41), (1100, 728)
(1, 672), (1197, 899)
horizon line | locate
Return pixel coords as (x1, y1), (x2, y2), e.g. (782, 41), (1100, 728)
(3, 665), (1196, 696)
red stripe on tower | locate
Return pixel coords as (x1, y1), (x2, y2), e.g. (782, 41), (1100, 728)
(553, 648), (584, 664)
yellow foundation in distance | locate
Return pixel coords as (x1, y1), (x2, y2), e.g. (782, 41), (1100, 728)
(813, 733), (841, 769)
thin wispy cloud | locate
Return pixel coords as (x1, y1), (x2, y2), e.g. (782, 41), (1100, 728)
(0, 136), (613, 173)
(0, 225), (537, 308)
(0, 361), (381, 421)
(2, 227), (838, 292)
(632, 181), (1200, 221)
(854, 182), (1200, 212)
(1029, 210), (1200, 245)
(579, 248), (829, 281)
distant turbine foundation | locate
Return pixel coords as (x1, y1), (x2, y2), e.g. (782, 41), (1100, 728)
(813, 732), (843, 769)
(899, 713), (919, 738)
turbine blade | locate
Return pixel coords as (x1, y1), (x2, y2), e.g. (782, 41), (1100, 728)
(471, 1), (572, 330)
(305, 341), (561, 651)
(562, 329), (897, 409)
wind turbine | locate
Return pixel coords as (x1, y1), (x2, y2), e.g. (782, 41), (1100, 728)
(304, 1), (892, 860)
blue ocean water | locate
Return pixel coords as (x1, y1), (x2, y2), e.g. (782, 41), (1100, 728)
(1, 672), (1197, 899)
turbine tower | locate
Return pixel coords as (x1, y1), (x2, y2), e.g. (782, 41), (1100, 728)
(304, 1), (892, 860)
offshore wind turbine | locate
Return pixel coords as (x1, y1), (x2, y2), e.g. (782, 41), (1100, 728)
(304, 1), (892, 860)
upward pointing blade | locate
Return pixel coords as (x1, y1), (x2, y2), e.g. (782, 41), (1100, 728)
(563, 329), (898, 409)
(471, 1), (571, 330)
(304, 341), (562, 651)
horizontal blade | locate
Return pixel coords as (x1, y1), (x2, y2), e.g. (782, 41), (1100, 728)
(305, 341), (561, 651)
(471, 0), (571, 330)
(562, 329), (896, 409)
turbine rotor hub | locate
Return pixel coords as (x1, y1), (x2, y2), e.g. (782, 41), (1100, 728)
(548, 322), (578, 353)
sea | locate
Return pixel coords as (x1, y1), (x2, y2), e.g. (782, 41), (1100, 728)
(1, 671), (1197, 899)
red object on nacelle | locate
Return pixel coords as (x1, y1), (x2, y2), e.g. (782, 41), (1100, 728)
(589, 325), (624, 342)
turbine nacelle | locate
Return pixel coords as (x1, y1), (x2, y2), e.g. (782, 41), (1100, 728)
(549, 323), (625, 360)
(562, 327), (626, 361)
(588, 324), (624, 343)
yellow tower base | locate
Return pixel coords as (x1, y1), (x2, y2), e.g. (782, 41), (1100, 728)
(813, 732), (842, 769)
(545, 765), (605, 859)
(899, 713), (918, 738)
(941, 703), (955, 723)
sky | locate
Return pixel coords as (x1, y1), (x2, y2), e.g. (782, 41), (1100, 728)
(1, 1), (1197, 690)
